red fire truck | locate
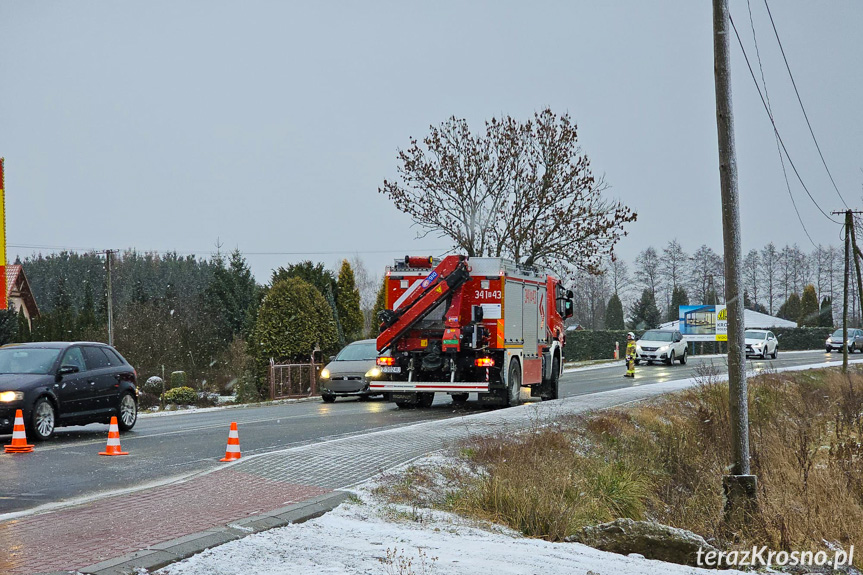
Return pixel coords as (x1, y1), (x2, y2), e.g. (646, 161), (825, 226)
(371, 255), (573, 408)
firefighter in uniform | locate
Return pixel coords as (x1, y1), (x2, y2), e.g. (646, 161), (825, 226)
(624, 332), (636, 378)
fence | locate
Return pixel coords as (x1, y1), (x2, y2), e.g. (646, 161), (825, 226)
(269, 358), (319, 400)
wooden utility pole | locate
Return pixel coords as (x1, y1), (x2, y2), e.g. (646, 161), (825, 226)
(848, 215), (863, 329)
(106, 250), (116, 346)
(713, 0), (756, 507)
(833, 210), (863, 372)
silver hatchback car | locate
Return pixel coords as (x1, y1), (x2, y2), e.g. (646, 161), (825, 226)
(319, 339), (387, 403)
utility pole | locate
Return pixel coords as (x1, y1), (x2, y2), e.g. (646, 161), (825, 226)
(106, 250), (116, 346)
(713, 0), (756, 509)
(832, 210), (863, 373)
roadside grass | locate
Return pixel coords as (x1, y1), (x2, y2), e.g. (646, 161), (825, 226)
(375, 365), (863, 564)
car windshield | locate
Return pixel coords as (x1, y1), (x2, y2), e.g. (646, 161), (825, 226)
(641, 331), (673, 342)
(334, 342), (378, 361)
(0, 348), (62, 374)
(832, 329), (846, 338)
(745, 331), (766, 340)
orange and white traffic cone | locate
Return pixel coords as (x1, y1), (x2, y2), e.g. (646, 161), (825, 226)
(219, 421), (241, 461)
(4, 409), (34, 454)
(99, 416), (129, 456)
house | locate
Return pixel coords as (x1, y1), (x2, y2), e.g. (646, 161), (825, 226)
(6, 264), (39, 328)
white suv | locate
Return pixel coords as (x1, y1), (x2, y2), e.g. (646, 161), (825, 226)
(635, 330), (687, 365)
(745, 329), (778, 359)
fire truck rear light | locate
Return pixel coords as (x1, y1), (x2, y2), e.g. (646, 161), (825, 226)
(377, 357), (396, 366)
(475, 358), (494, 367)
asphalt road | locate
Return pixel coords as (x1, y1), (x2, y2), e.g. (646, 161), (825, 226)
(0, 349), (844, 515)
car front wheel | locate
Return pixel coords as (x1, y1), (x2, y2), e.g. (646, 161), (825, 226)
(30, 397), (56, 441)
(321, 394), (336, 403)
(666, 351), (675, 366)
(771, 346), (778, 359)
(117, 392), (138, 431)
(680, 350), (687, 365)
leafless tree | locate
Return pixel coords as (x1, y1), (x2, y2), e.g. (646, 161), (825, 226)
(760, 242), (779, 315)
(635, 247), (661, 303)
(689, 245), (722, 305)
(380, 109), (636, 274)
(743, 249), (761, 308)
(347, 255), (380, 336)
(660, 239), (689, 312)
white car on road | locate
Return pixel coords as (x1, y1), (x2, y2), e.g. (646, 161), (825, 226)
(635, 329), (687, 365)
(744, 329), (778, 359)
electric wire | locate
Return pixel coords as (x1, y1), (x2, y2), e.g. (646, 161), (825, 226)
(763, 0), (848, 209)
(728, 13), (840, 226)
(745, 0), (816, 248)
(7, 244), (448, 257)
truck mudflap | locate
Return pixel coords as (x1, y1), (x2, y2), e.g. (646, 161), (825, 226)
(369, 381), (490, 393)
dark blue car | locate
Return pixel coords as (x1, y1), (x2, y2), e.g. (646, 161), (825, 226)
(0, 342), (138, 440)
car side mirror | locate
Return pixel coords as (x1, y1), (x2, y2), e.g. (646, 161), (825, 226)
(564, 300), (574, 319)
(56, 365), (79, 381)
(329, 355), (336, 362)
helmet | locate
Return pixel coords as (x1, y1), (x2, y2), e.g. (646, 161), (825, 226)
(627, 332), (635, 340)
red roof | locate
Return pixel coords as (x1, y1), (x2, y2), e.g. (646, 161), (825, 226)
(6, 264), (21, 293)
(5, 264), (40, 317)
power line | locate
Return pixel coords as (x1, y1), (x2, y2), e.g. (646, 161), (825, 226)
(728, 12), (841, 226)
(763, 0), (848, 209)
(7, 244), (449, 257)
(744, 0), (816, 248)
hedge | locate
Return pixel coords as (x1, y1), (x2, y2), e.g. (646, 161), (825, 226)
(563, 327), (836, 361)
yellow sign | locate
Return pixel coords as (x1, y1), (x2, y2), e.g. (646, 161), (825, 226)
(715, 304), (727, 341)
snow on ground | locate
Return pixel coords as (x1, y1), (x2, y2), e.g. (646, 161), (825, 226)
(156, 455), (745, 575)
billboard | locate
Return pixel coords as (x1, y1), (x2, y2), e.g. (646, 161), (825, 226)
(678, 304), (726, 342)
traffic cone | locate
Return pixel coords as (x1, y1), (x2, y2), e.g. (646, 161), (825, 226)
(219, 421), (241, 461)
(99, 416), (129, 456)
(4, 409), (34, 453)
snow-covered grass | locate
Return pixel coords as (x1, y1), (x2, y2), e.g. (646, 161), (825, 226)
(156, 456), (744, 575)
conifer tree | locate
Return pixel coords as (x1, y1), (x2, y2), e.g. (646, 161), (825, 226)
(336, 260), (363, 341)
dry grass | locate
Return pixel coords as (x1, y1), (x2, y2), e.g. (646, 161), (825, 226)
(377, 366), (863, 565)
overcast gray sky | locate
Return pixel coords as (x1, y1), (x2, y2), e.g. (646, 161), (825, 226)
(2, 1), (861, 282)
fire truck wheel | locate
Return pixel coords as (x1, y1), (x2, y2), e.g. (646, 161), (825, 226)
(542, 355), (560, 401)
(507, 360), (522, 407)
(418, 392), (435, 408)
(451, 393), (469, 405)
(395, 401), (415, 409)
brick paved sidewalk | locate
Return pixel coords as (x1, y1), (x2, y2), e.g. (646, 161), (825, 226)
(0, 377), (706, 575)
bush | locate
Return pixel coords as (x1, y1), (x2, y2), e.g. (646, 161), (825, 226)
(251, 277), (338, 397)
(163, 386), (197, 405)
(143, 376), (165, 396)
(170, 371), (187, 388)
(137, 391), (160, 410)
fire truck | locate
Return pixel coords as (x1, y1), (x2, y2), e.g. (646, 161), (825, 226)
(371, 255), (573, 408)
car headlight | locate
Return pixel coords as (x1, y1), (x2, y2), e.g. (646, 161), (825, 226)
(365, 367), (382, 379)
(826, 339), (831, 344)
(636, 346), (642, 353)
(658, 345), (669, 353)
(320, 368), (330, 379)
(0, 391), (24, 402)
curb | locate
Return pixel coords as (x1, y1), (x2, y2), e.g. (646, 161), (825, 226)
(35, 491), (351, 575)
